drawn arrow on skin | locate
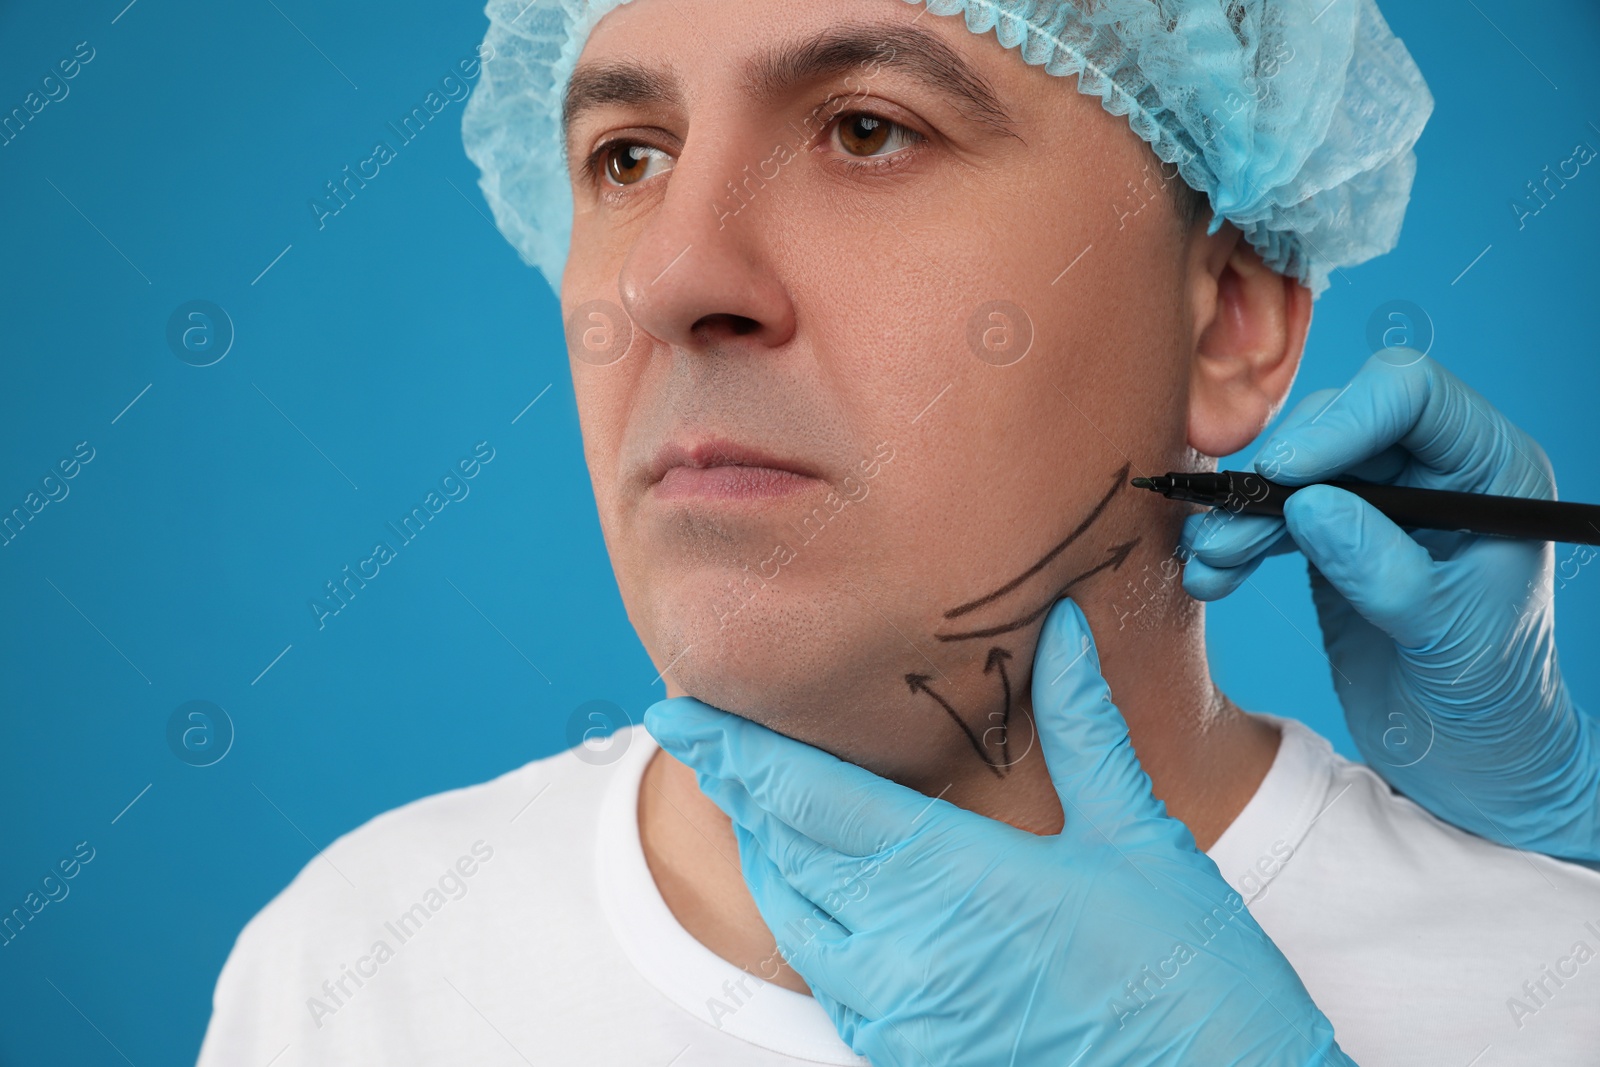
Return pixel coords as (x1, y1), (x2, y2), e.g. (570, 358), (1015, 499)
(945, 462), (1132, 620)
(984, 647), (1014, 767)
(935, 539), (1141, 643)
(906, 672), (1006, 779)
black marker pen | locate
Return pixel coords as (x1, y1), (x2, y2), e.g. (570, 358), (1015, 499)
(1132, 471), (1600, 546)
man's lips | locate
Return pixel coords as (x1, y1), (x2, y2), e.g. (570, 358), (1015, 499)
(647, 438), (822, 501)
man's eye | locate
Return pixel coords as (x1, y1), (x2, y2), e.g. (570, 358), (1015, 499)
(597, 142), (674, 187)
(832, 113), (920, 159)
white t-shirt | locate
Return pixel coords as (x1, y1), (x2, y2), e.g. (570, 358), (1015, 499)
(197, 717), (1600, 1066)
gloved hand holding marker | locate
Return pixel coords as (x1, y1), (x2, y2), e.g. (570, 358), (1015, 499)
(1180, 349), (1600, 863)
(645, 351), (1600, 1067)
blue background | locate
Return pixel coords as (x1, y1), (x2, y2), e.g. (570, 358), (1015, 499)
(1, 0), (1595, 1062)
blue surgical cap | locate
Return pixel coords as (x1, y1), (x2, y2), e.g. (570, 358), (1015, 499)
(461, 0), (1433, 300)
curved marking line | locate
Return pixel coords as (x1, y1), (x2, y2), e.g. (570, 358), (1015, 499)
(944, 462), (1132, 620)
(936, 540), (1140, 642)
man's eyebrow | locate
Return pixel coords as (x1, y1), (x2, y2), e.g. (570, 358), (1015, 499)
(561, 22), (1020, 156)
(563, 63), (682, 159)
(743, 23), (1019, 141)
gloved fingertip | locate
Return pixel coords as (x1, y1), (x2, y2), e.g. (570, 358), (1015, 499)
(1180, 556), (1247, 601)
(1283, 485), (1439, 645)
(1040, 597), (1101, 674)
(1034, 600), (1118, 729)
(643, 695), (723, 740)
(1253, 426), (1340, 484)
(1281, 486), (1372, 570)
(1185, 513), (1289, 570)
(1178, 510), (1222, 554)
(1366, 345), (1432, 373)
(1282, 484), (1363, 538)
(1249, 436), (1289, 468)
(1029, 607), (1162, 820)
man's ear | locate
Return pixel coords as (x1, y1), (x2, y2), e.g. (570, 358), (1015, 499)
(1185, 226), (1312, 457)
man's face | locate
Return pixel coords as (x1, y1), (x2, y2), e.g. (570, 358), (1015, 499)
(561, 0), (1211, 794)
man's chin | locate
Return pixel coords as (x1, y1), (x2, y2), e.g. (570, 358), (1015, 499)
(645, 584), (878, 733)
(646, 586), (1022, 793)
(654, 616), (817, 725)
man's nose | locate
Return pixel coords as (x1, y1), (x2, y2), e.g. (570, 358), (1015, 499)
(616, 144), (797, 351)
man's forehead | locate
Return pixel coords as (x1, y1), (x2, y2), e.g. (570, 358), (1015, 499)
(561, 18), (1020, 154)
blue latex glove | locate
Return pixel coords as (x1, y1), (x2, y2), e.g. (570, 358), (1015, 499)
(1182, 349), (1600, 863)
(646, 600), (1355, 1067)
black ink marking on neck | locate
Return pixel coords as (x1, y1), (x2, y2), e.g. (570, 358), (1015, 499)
(906, 672), (1007, 779)
(983, 646), (1013, 766)
(936, 539), (1140, 642)
(944, 462), (1132, 620)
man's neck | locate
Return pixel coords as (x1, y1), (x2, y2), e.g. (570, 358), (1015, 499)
(637, 598), (1281, 994)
